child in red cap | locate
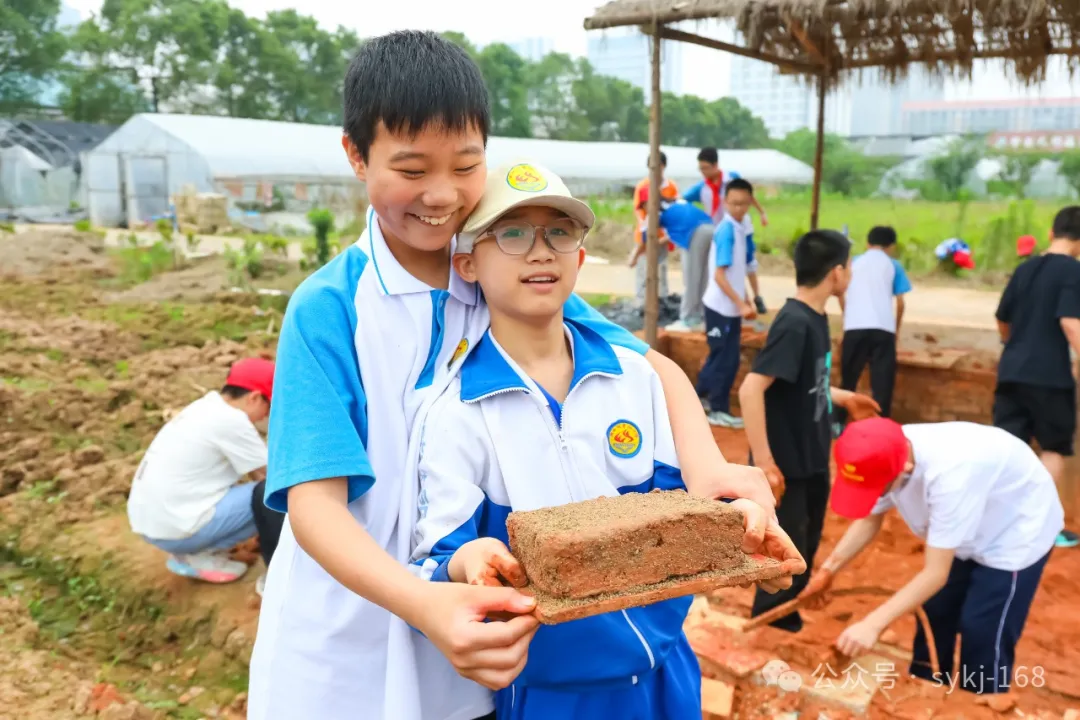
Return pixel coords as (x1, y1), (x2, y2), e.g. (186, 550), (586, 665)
(127, 358), (279, 590)
(807, 418), (1062, 695)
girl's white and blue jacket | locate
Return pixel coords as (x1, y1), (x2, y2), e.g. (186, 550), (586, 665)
(409, 320), (701, 719)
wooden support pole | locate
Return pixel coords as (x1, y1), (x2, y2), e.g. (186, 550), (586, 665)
(644, 24), (664, 348)
(810, 72), (826, 231)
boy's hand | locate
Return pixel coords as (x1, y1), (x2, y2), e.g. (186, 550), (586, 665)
(449, 538), (528, 588)
(754, 296), (767, 315)
(757, 458), (785, 505)
(412, 582), (540, 691)
(839, 391), (881, 421)
(627, 246), (639, 268)
(799, 568), (834, 609)
(727, 499), (805, 593)
(741, 301), (757, 320)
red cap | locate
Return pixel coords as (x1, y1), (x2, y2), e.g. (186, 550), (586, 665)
(226, 358), (275, 403)
(831, 418), (909, 519)
(1017, 235), (1036, 257)
(953, 249), (975, 270)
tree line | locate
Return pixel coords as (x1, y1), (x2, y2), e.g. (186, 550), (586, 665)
(4, 0), (770, 149)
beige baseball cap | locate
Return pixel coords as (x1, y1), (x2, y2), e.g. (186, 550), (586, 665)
(456, 161), (595, 253)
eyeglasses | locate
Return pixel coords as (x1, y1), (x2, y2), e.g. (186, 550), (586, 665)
(480, 218), (587, 256)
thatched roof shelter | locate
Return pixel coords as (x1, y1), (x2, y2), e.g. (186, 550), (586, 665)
(585, 0), (1080, 85)
(586, 0), (1080, 346)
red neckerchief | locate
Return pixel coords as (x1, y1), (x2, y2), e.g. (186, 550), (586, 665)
(706, 173), (723, 215)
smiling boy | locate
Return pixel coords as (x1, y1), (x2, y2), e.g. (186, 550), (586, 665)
(248, 31), (800, 720)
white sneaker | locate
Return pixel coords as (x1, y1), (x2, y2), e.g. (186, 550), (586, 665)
(166, 552), (248, 584)
(665, 320), (694, 333)
(255, 573), (266, 597)
(707, 411), (745, 429)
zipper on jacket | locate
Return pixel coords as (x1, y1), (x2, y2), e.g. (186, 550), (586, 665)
(620, 609), (656, 671)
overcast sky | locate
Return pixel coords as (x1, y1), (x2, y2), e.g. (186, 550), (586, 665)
(64, 0), (1079, 101)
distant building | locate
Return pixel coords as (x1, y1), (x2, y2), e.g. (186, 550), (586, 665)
(730, 58), (943, 139)
(903, 97), (1080, 135)
(848, 68), (944, 136)
(586, 30), (682, 103)
(506, 37), (555, 62)
(729, 55), (815, 138)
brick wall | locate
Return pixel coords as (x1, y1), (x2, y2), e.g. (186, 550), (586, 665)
(657, 330), (997, 425)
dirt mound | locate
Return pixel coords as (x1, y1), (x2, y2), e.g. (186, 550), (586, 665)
(587, 220), (634, 263)
(0, 229), (109, 278)
(106, 255), (232, 303)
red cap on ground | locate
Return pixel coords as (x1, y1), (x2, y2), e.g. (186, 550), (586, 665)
(952, 249), (975, 270)
(225, 358), (275, 403)
(831, 418), (909, 519)
(1017, 235), (1037, 257)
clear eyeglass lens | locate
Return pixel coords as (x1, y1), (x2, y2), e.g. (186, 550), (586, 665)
(491, 220), (585, 255)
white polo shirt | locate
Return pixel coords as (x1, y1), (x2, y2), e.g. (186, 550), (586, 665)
(247, 207), (650, 720)
(843, 248), (912, 334)
(127, 391), (267, 540)
(871, 423), (1063, 571)
(702, 214), (757, 318)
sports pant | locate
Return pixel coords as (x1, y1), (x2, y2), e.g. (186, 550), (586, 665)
(697, 309), (741, 413)
(251, 479), (285, 566)
(678, 223), (713, 325)
(634, 241), (669, 306)
(840, 329), (897, 419)
(750, 472), (830, 632)
(910, 551), (1050, 694)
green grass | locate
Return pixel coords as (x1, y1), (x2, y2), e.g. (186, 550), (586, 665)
(588, 193), (1064, 275)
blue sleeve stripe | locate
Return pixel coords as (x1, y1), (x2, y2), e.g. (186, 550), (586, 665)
(683, 181), (703, 204)
(564, 293), (648, 356)
(617, 461), (686, 494)
(264, 245), (374, 513)
(714, 222), (735, 268)
(746, 233), (756, 265)
(892, 259), (913, 295)
(414, 497), (513, 581)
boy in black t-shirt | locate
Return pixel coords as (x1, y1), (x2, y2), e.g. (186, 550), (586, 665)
(994, 205), (1080, 549)
(738, 230), (880, 632)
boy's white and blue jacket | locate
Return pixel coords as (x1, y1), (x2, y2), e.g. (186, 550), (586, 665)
(248, 208), (653, 720)
(409, 319), (700, 696)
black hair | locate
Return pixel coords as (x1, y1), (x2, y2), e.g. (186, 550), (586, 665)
(725, 177), (753, 197)
(1052, 206), (1080, 241)
(221, 385), (253, 400)
(794, 230), (852, 287)
(343, 31), (490, 161)
(647, 152), (667, 167)
(697, 147), (719, 165)
(867, 226), (897, 247)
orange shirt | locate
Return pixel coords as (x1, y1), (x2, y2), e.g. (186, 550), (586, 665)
(633, 177), (679, 248)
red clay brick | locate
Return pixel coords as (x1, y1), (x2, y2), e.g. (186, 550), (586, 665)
(507, 490), (745, 600)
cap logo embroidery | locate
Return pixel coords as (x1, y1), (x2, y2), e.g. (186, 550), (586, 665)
(607, 420), (642, 458)
(841, 463), (864, 482)
(506, 164), (548, 193)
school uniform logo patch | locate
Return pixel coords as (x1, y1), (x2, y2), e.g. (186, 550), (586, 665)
(448, 338), (469, 369)
(607, 420), (642, 458)
(506, 164), (548, 193)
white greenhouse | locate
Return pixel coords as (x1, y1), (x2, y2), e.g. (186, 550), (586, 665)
(86, 113), (814, 228)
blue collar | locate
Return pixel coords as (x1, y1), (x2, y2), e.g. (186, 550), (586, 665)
(460, 320), (624, 402)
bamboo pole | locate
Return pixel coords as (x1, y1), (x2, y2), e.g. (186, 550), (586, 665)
(810, 72), (827, 231)
(644, 24), (664, 348)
